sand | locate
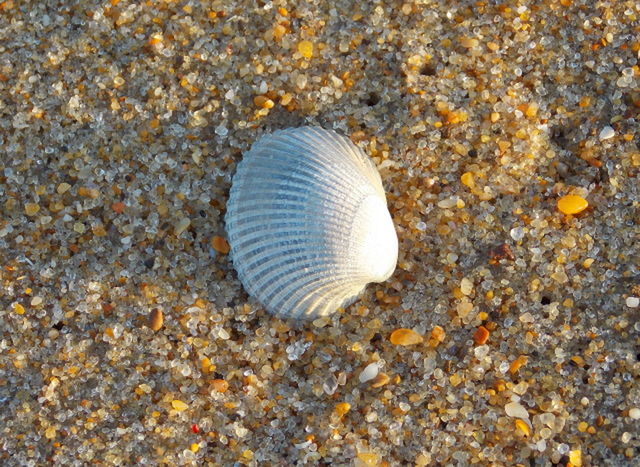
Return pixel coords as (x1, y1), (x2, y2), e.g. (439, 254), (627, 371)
(1, 0), (639, 465)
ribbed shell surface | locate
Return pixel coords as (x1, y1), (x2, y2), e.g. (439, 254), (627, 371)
(225, 127), (397, 319)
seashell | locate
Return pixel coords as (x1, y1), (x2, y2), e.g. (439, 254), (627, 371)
(225, 126), (397, 319)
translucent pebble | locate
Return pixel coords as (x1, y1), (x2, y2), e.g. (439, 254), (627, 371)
(437, 197), (457, 209)
(461, 172), (475, 188)
(297, 40), (313, 59)
(512, 381), (528, 395)
(474, 345), (490, 359)
(171, 400), (188, 411)
(616, 76), (629, 87)
(551, 269), (568, 283)
(335, 402), (351, 416)
(410, 122), (426, 134)
(25, 203), (40, 216)
(389, 328), (424, 346)
(569, 450), (582, 466)
(371, 373), (390, 388)
(456, 300), (473, 318)
(148, 309), (163, 331)
(625, 297), (639, 308)
(211, 236), (230, 254)
(628, 407), (640, 420)
(416, 221), (427, 231)
(312, 317), (330, 328)
(322, 374), (338, 395)
(460, 37), (479, 48)
(57, 182), (71, 194)
(510, 227), (525, 241)
(296, 74), (308, 89)
(598, 126), (615, 140)
(215, 125), (228, 136)
(519, 312), (534, 323)
(557, 195), (588, 215)
(515, 419), (530, 436)
(505, 401), (529, 419)
(294, 440), (312, 449)
(460, 278), (473, 295)
(234, 424), (248, 438)
(174, 218), (191, 236)
(359, 362), (380, 383)
(286, 341), (311, 361)
(539, 412), (555, 427)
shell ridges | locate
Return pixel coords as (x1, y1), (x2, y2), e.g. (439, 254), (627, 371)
(225, 126), (398, 319)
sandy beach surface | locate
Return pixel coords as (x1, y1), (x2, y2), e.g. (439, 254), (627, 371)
(1, 0), (639, 465)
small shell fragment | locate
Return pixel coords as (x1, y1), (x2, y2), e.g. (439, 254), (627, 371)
(359, 362), (380, 383)
(598, 126), (615, 140)
(225, 127), (398, 319)
(505, 401), (529, 420)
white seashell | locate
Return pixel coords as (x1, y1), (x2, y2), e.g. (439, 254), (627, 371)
(225, 126), (398, 319)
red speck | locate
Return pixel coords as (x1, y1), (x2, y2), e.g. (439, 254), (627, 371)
(112, 202), (125, 214)
(191, 424), (199, 434)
